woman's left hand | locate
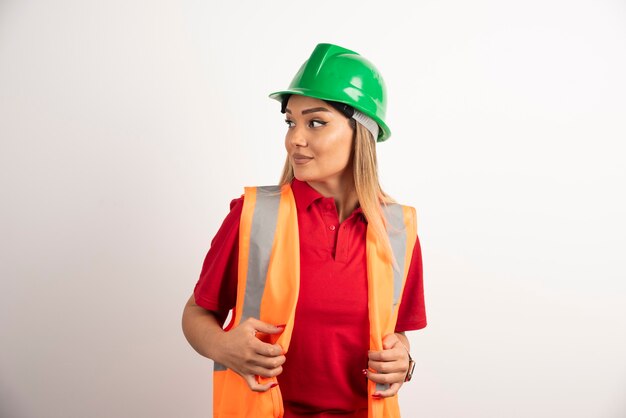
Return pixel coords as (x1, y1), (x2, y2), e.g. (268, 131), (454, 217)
(365, 333), (410, 398)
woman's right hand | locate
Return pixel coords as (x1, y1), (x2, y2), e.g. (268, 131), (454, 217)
(214, 317), (286, 392)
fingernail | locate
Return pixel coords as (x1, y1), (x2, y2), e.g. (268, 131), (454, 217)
(372, 393), (382, 399)
(270, 382), (279, 388)
(361, 369), (368, 375)
(276, 324), (286, 328)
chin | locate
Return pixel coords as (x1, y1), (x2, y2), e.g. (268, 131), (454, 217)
(292, 169), (316, 183)
(293, 167), (344, 185)
(293, 173), (313, 182)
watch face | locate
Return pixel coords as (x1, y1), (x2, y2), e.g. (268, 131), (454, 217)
(405, 359), (416, 382)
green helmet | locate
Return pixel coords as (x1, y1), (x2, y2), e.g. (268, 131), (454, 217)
(269, 43), (391, 142)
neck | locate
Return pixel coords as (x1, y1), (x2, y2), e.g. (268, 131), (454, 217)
(306, 171), (358, 223)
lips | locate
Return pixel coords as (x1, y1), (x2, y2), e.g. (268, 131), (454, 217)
(292, 153), (313, 165)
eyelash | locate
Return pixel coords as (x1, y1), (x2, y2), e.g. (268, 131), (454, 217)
(284, 119), (327, 128)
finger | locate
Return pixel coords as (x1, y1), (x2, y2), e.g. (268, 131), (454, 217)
(249, 353), (286, 370)
(247, 318), (286, 335)
(251, 338), (285, 357)
(382, 333), (400, 350)
(372, 382), (402, 398)
(247, 364), (284, 379)
(368, 359), (406, 374)
(238, 353), (284, 378)
(243, 374), (279, 393)
(368, 348), (402, 362)
(365, 369), (406, 386)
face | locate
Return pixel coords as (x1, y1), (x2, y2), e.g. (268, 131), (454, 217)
(284, 95), (355, 187)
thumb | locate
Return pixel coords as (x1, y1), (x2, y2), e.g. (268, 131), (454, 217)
(382, 333), (400, 350)
(249, 318), (286, 335)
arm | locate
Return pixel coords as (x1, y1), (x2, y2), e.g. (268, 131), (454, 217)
(181, 294), (286, 392)
(181, 294), (227, 359)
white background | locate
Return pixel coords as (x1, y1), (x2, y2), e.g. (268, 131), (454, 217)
(1, 1), (625, 417)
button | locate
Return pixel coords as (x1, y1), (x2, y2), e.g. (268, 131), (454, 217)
(329, 225), (336, 231)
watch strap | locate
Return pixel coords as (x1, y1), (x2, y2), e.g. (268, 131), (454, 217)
(404, 352), (416, 382)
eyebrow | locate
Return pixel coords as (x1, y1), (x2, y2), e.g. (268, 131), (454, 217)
(285, 107), (331, 115)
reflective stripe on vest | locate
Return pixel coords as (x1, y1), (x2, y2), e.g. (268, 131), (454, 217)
(213, 184), (417, 418)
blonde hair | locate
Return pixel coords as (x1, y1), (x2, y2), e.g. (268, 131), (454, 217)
(279, 121), (396, 262)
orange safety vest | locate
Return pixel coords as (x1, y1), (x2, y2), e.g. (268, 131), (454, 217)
(213, 184), (418, 418)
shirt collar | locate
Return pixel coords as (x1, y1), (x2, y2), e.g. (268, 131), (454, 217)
(291, 178), (366, 220)
(291, 178), (324, 210)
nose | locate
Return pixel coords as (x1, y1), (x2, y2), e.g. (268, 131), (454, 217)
(287, 125), (307, 147)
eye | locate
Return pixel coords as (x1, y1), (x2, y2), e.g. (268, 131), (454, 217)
(309, 120), (327, 128)
(284, 119), (295, 128)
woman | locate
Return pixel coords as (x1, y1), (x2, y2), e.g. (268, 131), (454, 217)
(182, 43), (426, 418)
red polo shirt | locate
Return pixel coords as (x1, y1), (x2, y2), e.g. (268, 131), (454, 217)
(194, 179), (426, 417)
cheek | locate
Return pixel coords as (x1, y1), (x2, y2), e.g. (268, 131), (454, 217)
(310, 134), (352, 173)
(328, 131), (353, 163)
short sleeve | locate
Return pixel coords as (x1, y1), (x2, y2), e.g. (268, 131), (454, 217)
(193, 197), (243, 326)
(395, 234), (427, 332)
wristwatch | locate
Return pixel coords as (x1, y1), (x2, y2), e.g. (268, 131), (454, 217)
(404, 351), (416, 382)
